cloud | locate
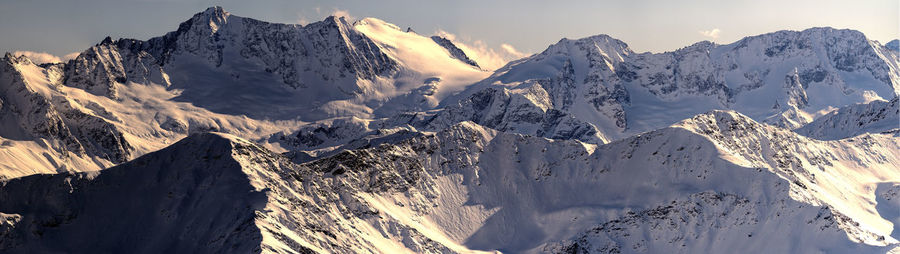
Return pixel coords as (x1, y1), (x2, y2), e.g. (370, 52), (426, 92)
(296, 14), (310, 25)
(12, 51), (78, 64)
(699, 28), (721, 40)
(500, 43), (527, 58)
(62, 52), (80, 61)
(462, 40), (509, 70)
(434, 29), (456, 41)
(433, 29), (530, 71)
(331, 9), (354, 21)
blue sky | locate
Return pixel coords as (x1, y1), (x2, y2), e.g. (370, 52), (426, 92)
(1, 0), (897, 63)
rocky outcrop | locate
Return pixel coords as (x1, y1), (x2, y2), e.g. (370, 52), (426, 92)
(431, 35), (481, 69)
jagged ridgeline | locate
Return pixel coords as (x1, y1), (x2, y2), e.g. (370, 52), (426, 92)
(0, 6), (489, 179)
(1, 6), (899, 254)
(1, 113), (899, 253)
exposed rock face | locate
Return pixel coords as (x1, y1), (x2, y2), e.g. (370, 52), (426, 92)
(431, 35), (481, 69)
(63, 38), (168, 98)
(796, 97), (899, 140)
(1, 7), (898, 254)
(397, 84), (605, 143)
(0, 54), (133, 167)
(2, 110), (898, 253)
(444, 27), (899, 142)
(62, 7), (399, 110)
(0, 6), (494, 177)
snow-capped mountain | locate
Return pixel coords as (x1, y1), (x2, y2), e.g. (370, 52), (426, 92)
(0, 6), (898, 253)
(436, 28), (899, 142)
(1, 111), (897, 253)
(796, 97), (899, 140)
(64, 7), (488, 120)
(0, 54), (132, 178)
(0, 7), (488, 178)
(0, 51), (303, 179)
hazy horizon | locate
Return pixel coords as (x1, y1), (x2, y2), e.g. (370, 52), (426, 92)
(1, 0), (897, 65)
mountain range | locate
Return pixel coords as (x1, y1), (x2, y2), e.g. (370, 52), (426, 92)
(0, 6), (898, 253)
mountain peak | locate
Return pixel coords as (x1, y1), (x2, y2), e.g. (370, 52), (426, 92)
(324, 14), (354, 26)
(0, 130), (278, 253)
(545, 33), (633, 60)
(735, 26), (870, 48)
(181, 6), (231, 34)
(181, 131), (246, 145)
(2, 52), (29, 65)
(199, 6), (229, 20)
(679, 40), (716, 52)
(2, 52), (39, 67)
(558, 34), (631, 49)
(674, 110), (760, 132)
(799, 26), (860, 35)
(886, 39), (899, 51)
(2, 5), (900, 252)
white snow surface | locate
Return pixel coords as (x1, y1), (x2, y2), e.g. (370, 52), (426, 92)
(796, 97), (899, 140)
(119, 6), (489, 120)
(0, 6), (489, 178)
(438, 28), (900, 142)
(0, 6), (898, 254)
(1, 112), (898, 253)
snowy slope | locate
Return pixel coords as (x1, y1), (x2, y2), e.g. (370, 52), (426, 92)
(64, 7), (488, 120)
(4, 8), (897, 176)
(438, 28), (900, 143)
(796, 97), (899, 140)
(389, 83), (607, 143)
(3, 110), (897, 253)
(0, 131), (494, 253)
(0, 52), (303, 179)
(0, 54), (129, 178)
(309, 110), (899, 253)
(0, 6), (490, 178)
(0, 133), (269, 253)
(352, 17), (490, 115)
(0, 7), (898, 253)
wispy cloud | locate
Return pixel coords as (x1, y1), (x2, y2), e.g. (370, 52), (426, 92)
(435, 29), (457, 41)
(433, 29), (529, 71)
(62, 52), (80, 61)
(331, 9), (354, 21)
(500, 43), (527, 58)
(699, 28), (721, 40)
(296, 13), (310, 25)
(12, 51), (78, 64)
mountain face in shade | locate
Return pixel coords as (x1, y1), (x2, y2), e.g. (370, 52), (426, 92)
(887, 39), (900, 51)
(1, 112), (898, 253)
(0, 7), (488, 179)
(0, 6), (898, 254)
(62, 7), (488, 120)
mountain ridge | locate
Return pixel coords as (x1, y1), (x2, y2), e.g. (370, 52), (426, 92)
(0, 6), (897, 253)
(1, 110), (898, 253)
(434, 26), (898, 143)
